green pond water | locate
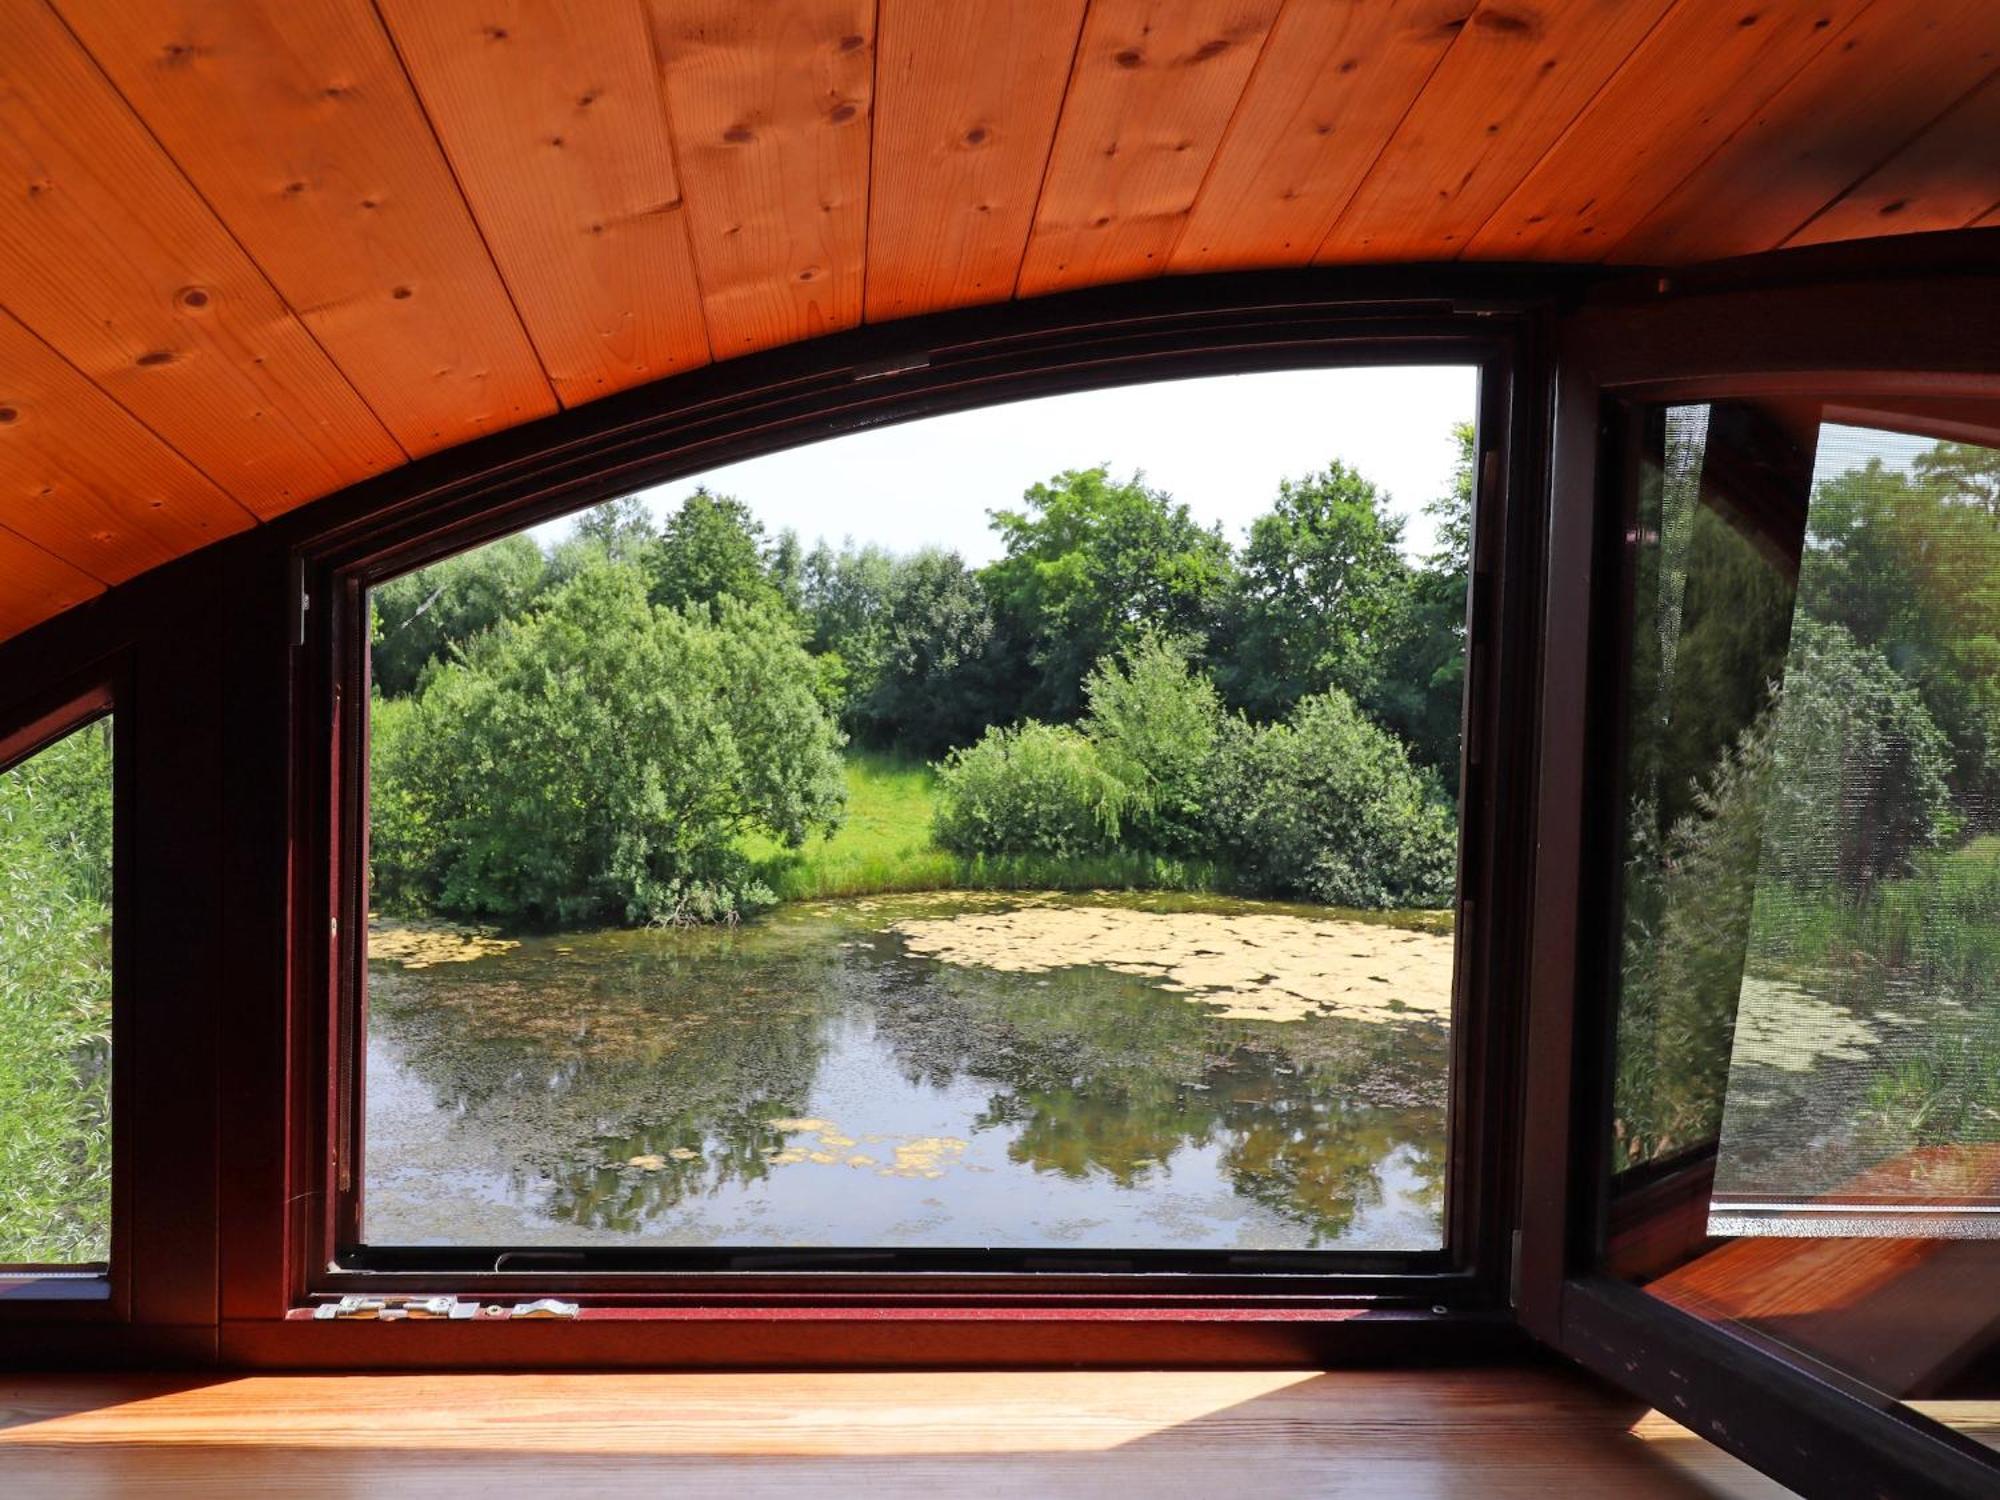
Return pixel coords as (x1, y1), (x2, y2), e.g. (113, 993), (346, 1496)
(364, 890), (1451, 1252)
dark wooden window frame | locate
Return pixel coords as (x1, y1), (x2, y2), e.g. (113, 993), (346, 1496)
(287, 281), (1553, 1336)
(1517, 250), (2000, 1498)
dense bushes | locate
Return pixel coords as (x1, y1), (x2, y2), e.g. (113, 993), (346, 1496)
(373, 565), (845, 926)
(935, 637), (1457, 909)
(1205, 692), (1457, 908)
(932, 723), (1127, 858)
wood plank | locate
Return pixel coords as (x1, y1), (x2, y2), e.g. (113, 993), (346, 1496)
(376, 0), (713, 405)
(0, 3), (400, 518)
(0, 527), (102, 641)
(1465, 0), (1869, 262)
(1317, 0), (1677, 263)
(866, 0), (1088, 322)
(1015, 0), (1281, 299)
(53, 0), (557, 456)
(649, 0), (873, 357)
(1614, 0), (2000, 264)
(0, 309), (252, 584)
(1787, 70), (2000, 248)
(0, 1366), (1788, 1497)
(1166, 0), (1468, 275)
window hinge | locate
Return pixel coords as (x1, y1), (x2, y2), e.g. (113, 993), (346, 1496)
(298, 583), (311, 646)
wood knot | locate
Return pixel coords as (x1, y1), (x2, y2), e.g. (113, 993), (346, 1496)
(963, 126), (988, 145)
(392, 285), (413, 299)
(0, 407), (17, 424)
(1474, 10), (1537, 37)
(136, 350), (176, 368)
(1113, 48), (1142, 68)
(175, 286), (210, 311)
(1189, 39), (1228, 62)
(838, 34), (865, 52)
(722, 125), (754, 144)
(830, 102), (857, 123)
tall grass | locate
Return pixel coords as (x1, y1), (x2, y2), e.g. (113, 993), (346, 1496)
(742, 750), (1229, 903)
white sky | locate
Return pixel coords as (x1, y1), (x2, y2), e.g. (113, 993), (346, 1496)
(534, 365), (1478, 564)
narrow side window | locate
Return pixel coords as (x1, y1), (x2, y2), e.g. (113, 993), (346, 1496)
(0, 710), (113, 1268)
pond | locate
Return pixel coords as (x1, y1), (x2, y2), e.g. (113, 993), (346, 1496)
(364, 890), (1453, 1253)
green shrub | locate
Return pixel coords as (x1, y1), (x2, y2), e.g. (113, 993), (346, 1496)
(372, 563), (845, 927)
(932, 721), (1127, 858)
(1083, 632), (1221, 854)
(1203, 689), (1455, 909)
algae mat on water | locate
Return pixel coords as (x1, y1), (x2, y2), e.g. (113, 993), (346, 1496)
(889, 905), (1454, 1025)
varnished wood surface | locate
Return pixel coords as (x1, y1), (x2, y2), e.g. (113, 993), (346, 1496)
(0, 1364), (1799, 1497)
(5, 0), (2000, 642)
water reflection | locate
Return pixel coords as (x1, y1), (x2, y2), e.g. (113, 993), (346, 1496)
(364, 892), (1448, 1250)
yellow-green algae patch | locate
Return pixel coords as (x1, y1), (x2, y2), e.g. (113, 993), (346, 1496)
(759, 1116), (969, 1179)
(368, 920), (518, 968)
(1728, 977), (1878, 1072)
(887, 906), (1453, 1025)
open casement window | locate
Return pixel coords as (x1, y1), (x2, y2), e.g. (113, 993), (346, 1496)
(0, 689), (115, 1293)
(303, 314), (1538, 1315)
(1602, 396), (2000, 1432)
(1520, 275), (2000, 1495)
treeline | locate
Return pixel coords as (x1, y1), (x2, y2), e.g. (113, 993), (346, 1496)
(371, 429), (1475, 926)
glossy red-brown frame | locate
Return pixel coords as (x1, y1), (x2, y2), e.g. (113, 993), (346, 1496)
(279, 271), (1558, 1356)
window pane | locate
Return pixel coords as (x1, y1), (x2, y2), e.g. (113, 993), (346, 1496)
(1608, 401), (2000, 1454)
(361, 368), (1475, 1258)
(0, 714), (112, 1266)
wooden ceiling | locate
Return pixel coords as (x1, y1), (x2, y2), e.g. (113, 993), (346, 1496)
(2, 0), (1997, 645)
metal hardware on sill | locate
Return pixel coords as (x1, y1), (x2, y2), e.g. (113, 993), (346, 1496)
(315, 1295), (579, 1321)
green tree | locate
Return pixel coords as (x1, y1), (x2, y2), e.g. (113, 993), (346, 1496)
(373, 562), (845, 926)
(983, 467), (1235, 720)
(858, 549), (1000, 755)
(649, 487), (780, 614)
(1801, 452), (2000, 812)
(1082, 631), (1222, 855)
(1223, 461), (1412, 722)
(371, 534), (548, 697)
(1370, 424), (1473, 785)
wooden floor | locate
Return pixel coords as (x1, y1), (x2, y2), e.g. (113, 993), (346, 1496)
(0, 1363), (1795, 1497)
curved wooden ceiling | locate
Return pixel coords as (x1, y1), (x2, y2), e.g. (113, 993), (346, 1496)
(2, 0), (1998, 644)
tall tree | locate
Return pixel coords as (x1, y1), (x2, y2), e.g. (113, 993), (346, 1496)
(649, 487), (779, 614)
(371, 534), (549, 698)
(983, 467), (1235, 720)
(1221, 461), (1411, 723)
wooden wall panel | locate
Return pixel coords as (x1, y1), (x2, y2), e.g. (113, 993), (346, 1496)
(1317, 0), (1676, 263)
(0, 4), (400, 518)
(867, 0), (1089, 321)
(1786, 71), (2000, 249)
(1465, 0), (1867, 262)
(54, 0), (557, 456)
(1167, 0), (1466, 274)
(1015, 0), (1280, 299)
(650, 0), (872, 357)
(378, 0), (713, 404)
(1614, 1), (2000, 264)
(0, 311), (252, 584)
(0, 528), (101, 640)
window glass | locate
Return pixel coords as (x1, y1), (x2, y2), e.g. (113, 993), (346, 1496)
(360, 367), (1476, 1258)
(0, 713), (112, 1266)
(1608, 401), (2000, 1454)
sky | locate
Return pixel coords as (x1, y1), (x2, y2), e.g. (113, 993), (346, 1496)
(534, 365), (1478, 564)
